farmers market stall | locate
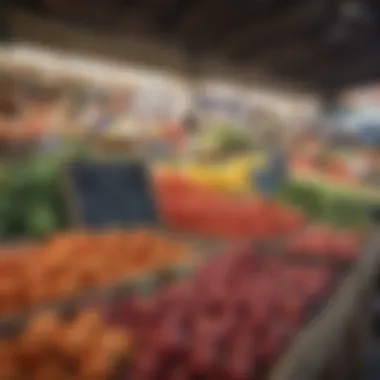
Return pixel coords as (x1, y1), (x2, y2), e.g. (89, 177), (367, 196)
(0, 51), (377, 380)
(2, 1), (380, 378)
(0, 151), (376, 379)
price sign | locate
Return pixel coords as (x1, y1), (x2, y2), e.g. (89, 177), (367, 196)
(68, 161), (158, 229)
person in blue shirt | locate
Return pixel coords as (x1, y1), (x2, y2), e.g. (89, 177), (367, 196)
(254, 128), (289, 198)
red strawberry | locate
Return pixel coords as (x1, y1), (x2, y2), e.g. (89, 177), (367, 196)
(331, 232), (359, 261)
(224, 328), (255, 380)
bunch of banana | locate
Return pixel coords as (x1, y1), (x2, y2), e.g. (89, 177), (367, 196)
(155, 153), (265, 194)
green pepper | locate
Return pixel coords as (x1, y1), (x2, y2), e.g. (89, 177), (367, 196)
(279, 181), (326, 220)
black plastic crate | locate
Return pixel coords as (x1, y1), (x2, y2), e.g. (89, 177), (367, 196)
(66, 160), (159, 229)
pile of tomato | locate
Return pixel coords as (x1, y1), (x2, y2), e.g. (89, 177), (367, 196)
(154, 173), (306, 239)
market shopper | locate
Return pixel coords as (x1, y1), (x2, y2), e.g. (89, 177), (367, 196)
(349, 151), (371, 183)
(253, 128), (289, 198)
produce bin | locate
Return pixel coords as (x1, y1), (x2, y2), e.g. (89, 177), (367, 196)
(1, 154), (376, 380)
(0, 231), (195, 328)
(0, 208), (376, 380)
(0, 229), (199, 379)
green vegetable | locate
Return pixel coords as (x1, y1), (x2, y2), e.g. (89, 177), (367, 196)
(0, 156), (68, 239)
(281, 179), (375, 228)
(199, 125), (251, 153)
(27, 201), (58, 237)
(280, 182), (326, 220)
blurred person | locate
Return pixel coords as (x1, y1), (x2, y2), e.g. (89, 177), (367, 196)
(180, 111), (200, 159)
(22, 87), (61, 136)
(182, 111), (200, 136)
(33, 87), (69, 151)
(87, 91), (134, 139)
(149, 109), (182, 160)
(86, 92), (114, 135)
(66, 89), (90, 129)
(366, 148), (380, 187)
(107, 91), (138, 139)
(253, 126), (289, 199)
(348, 150), (371, 183)
(0, 97), (19, 142)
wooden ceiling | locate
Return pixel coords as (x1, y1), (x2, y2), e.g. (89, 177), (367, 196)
(6, 0), (380, 92)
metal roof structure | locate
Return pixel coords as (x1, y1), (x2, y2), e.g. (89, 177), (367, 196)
(3, 0), (380, 93)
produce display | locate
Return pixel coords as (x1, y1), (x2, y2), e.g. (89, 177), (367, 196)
(117, 247), (341, 379)
(0, 230), (189, 316)
(280, 178), (378, 228)
(155, 173), (306, 238)
(0, 156), (67, 239)
(155, 154), (264, 194)
(0, 158), (369, 380)
(0, 310), (131, 380)
(196, 126), (254, 155)
(291, 155), (353, 183)
(1, 150), (373, 240)
(0, 57), (374, 380)
(286, 225), (363, 262)
(0, 138), (372, 380)
(0, 226), (362, 380)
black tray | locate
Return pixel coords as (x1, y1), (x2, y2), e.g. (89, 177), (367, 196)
(65, 159), (159, 229)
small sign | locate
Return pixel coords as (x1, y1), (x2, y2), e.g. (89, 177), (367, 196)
(68, 160), (159, 229)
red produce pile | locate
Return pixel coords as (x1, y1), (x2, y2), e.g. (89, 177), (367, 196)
(118, 247), (334, 379)
(286, 225), (364, 262)
(154, 174), (306, 239)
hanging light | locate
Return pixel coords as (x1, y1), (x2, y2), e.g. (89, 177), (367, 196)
(326, 0), (374, 44)
(340, 1), (362, 20)
(340, 1), (372, 24)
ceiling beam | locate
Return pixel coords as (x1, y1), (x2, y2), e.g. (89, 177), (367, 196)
(156, 0), (200, 34)
(37, 0), (126, 26)
(181, 2), (252, 49)
(305, 38), (380, 81)
(250, 41), (326, 67)
(187, 0), (296, 52)
(115, 0), (183, 35)
(176, 0), (222, 36)
(220, 0), (328, 56)
(311, 57), (380, 90)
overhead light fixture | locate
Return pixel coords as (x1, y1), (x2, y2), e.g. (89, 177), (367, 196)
(340, 1), (372, 24)
(326, 1), (374, 44)
(340, 1), (361, 20)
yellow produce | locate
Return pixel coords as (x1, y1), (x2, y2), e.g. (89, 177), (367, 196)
(154, 153), (266, 194)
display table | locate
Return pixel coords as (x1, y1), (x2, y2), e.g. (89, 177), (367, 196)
(271, 231), (380, 380)
(60, 158), (379, 380)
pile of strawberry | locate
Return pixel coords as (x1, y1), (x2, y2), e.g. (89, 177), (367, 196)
(114, 247), (336, 379)
(286, 225), (364, 263)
